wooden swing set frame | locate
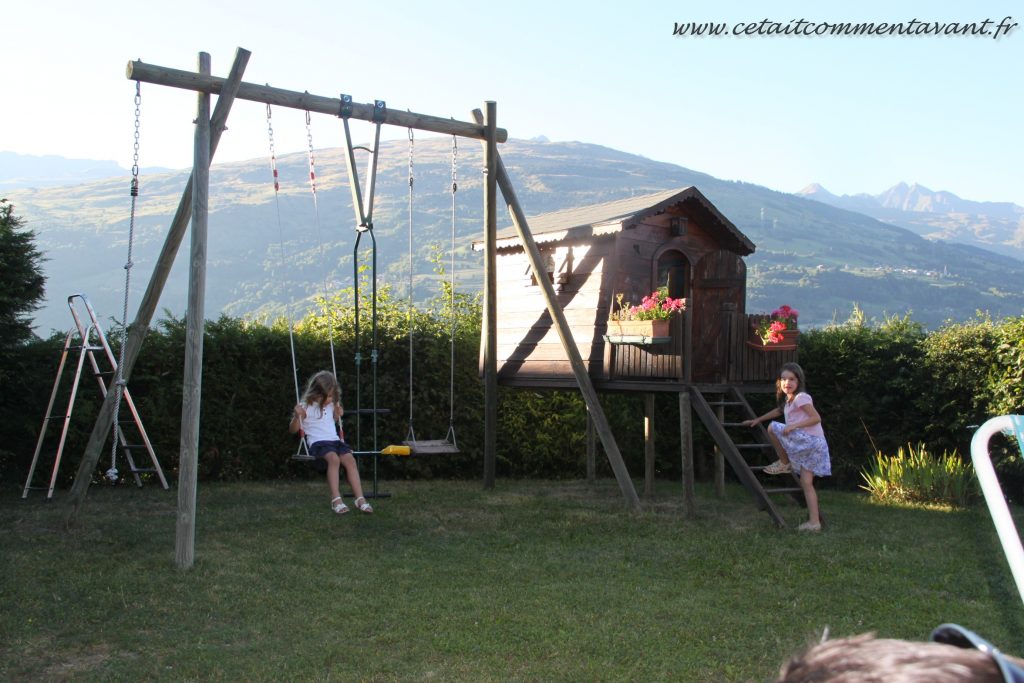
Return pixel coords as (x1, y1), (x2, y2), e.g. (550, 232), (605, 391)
(62, 47), (642, 570)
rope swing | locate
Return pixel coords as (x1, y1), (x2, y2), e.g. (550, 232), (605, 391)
(304, 110), (339, 380)
(265, 105), (310, 460)
(402, 133), (460, 455)
(107, 81), (144, 482)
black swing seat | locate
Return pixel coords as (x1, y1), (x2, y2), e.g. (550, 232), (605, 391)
(402, 439), (460, 455)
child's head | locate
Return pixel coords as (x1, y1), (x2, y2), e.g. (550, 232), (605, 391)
(775, 630), (1024, 682)
(776, 362), (807, 405)
(303, 370), (340, 406)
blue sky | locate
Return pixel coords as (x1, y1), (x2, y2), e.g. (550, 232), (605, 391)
(5, 0), (1022, 203)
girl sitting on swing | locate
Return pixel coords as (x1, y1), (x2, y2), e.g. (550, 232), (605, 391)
(289, 370), (373, 515)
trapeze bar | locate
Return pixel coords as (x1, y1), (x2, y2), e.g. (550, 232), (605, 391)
(126, 59), (508, 143)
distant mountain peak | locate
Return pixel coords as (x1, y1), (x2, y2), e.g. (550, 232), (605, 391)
(797, 179), (1024, 260)
(798, 183), (834, 198)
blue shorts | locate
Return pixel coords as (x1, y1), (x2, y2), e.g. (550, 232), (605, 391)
(307, 439), (353, 459)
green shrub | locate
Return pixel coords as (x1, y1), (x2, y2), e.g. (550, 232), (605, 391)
(860, 442), (978, 507)
(4, 296), (1024, 492)
(799, 310), (928, 487)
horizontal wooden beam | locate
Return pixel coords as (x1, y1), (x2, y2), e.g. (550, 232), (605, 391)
(126, 59), (508, 143)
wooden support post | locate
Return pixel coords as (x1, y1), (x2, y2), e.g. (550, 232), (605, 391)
(714, 398), (725, 498)
(586, 408), (596, 484)
(644, 393), (655, 496)
(126, 60), (507, 143)
(679, 391), (695, 519)
(471, 110), (641, 513)
(481, 102), (498, 490)
(683, 307), (693, 383)
(176, 52), (212, 570)
(63, 48), (250, 529)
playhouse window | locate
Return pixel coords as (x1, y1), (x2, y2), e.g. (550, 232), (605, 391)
(527, 250), (573, 287)
(657, 251), (688, 299)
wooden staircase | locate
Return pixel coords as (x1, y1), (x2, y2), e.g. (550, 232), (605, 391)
(689, 386), (806, 527)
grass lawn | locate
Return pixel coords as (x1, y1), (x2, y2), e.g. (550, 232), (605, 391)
(3, 477), (1024, 681)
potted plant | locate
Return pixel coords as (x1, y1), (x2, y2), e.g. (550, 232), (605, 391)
(607, 288), (686, 343)
(749, 304), (800, 350)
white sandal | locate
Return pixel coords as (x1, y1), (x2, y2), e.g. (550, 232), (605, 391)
(354, 496), (373, 513)
(763, 460), (791, 475)
(331, 496), (349, 514)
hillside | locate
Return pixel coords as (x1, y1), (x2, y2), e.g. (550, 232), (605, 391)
(8, 139), (1024, 335)
(0, 151), (172, 191)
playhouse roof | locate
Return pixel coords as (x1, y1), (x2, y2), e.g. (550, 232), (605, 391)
(477, 186), (754, 255)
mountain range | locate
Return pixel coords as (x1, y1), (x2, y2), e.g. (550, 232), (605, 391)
(799, 182), (1024, 260)
(5, 143), (1023, 335)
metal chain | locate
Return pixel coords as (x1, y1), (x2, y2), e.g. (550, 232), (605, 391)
(448, 136), (458, 435)
(267, 104), (280, 192)
(267, 104), (302, 407)
(107, 81), (142, 482)
(406, 128), (415, 439)
(305, 110), (338, 379)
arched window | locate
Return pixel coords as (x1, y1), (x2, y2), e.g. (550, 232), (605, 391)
(657, 250), (688, 299)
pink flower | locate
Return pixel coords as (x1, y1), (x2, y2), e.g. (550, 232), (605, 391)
(613, 288), (687, 321)
(756, 306), (799, 345)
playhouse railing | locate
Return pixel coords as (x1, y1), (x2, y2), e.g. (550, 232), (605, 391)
(971, 415), (1024, 607)
(726, 313), (799, 383)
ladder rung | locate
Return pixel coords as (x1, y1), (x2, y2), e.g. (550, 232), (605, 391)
(764, 487), (802, 495)
(46, 414), (70, 421)
(129, 467), (156, 473)
(736, 444), (772, 449)
(706, 400), (743, 406)
(120, 444), (149, 450)
(721, 421), (751, 427)
(94, 370), (114, 377)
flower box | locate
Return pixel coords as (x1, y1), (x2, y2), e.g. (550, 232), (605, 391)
(747, 329), (800, 351)
(604, 318), (671, 345)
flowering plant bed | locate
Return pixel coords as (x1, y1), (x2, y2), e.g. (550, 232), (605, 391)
(749, 305), (800, 350)
(606, 288), (685, 345)
(611, 288), (686, 322)
(605, 318), (672, 344)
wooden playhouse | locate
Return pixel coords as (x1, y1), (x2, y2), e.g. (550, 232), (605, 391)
(474, 186), (805, 525)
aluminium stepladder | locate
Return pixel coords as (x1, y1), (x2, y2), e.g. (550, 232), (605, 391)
(21, 294), (169, 498)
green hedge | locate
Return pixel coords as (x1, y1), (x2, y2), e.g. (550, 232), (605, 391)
(4, 299), (1023, 499)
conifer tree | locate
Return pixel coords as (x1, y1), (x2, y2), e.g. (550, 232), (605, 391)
(0, 199), (46, 348)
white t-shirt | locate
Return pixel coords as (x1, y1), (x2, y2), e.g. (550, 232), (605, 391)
(301, 401), (340, 445)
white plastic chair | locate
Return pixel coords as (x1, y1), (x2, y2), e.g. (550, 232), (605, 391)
(971, 415), (1024, 606)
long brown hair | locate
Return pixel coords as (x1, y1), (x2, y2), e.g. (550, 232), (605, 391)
(301, 370), (340, 408)
(776, 362), (807, 409)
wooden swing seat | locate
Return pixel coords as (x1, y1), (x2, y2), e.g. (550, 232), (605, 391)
(402, 439), (460, 455)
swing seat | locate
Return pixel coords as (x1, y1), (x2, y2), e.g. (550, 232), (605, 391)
(381, 444), (412, 456)
(403, 439), (460, 455)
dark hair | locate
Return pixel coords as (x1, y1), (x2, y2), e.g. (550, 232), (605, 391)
(301, 370), (340, 408)
(776, 362), (807, 410)
(776, 632), (1018, 682)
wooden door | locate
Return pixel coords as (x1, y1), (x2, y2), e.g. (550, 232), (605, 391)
(691, 250), (746, 383)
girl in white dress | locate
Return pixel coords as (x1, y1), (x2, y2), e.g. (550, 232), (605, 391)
(743, 362), (830, 531)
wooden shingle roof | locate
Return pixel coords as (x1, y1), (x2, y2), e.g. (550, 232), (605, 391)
(476, 186), (754, 255)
